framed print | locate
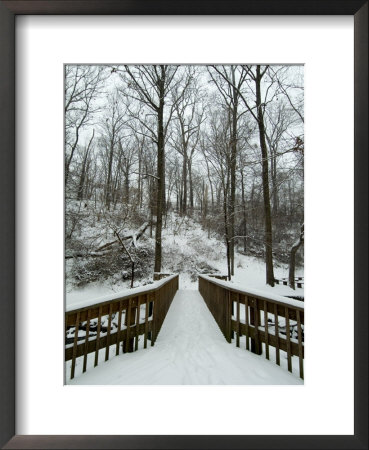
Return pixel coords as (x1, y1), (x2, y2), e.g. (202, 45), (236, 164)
(1, 1), (367, 449)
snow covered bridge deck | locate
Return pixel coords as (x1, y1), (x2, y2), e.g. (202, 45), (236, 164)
(67, 287), (302, 385)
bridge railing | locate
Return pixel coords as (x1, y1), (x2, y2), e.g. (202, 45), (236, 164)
(198, 274), (304, 379)
(65, 273), (179, 380)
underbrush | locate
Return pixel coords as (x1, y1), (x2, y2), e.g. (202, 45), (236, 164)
(69, 241), (154, 287)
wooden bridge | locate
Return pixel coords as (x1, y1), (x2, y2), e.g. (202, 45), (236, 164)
(65, 274), (304, 384)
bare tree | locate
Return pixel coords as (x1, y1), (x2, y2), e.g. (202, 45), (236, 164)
(210, 65), (277, 285)
(115, 65), (190, 272)
(208, 65), (249, 276)
(170, 71), (204, 216)
(77, 129), (95, 201)
(202, 108), (233, 280)
(99, 94), (127, 209)
(65, 65), (105, 186)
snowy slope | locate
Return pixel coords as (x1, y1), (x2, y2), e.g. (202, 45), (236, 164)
(66, 213), (304, 306)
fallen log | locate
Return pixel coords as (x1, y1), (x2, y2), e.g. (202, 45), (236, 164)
(130, 221), (150, 247)
(66, 222), (151, 259)
(65, 251), (111, 260)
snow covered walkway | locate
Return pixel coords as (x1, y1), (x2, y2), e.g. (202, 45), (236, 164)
(68, 289), (302, 385)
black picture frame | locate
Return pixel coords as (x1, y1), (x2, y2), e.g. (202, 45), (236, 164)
(0, 1), (367, 449)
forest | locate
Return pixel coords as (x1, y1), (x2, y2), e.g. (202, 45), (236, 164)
(65, 64), (304, 295)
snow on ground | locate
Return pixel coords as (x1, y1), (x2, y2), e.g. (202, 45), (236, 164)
(211, 254), (304, 298)
(67, 289), (302, 385)
(161, 213), (304, 299)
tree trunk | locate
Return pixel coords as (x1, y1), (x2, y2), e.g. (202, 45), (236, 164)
(240, 168), (247, 253)
(138, 142), (142, 208)
(105, 139), (114, 210)
(124, 172), (129, 204)
(182, 153), (187, 215)
(188, 159), (194, 215)
(154, 67), (166, 273)
(229, 73), (238, 276)
(224, 207), (231, 281)
(202, 182), (208, 228)
(222, 179), (231, 281)
(77, 155), (87, 201)
(289, 224), (304, 289)
(271, 146), (278, 215)
(77, 133), (94, 200)
(256, 65), (275, 286)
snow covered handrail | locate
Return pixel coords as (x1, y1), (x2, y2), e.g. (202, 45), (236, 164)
(65, 274), (179, 380)
(202, 273), (228, 281)
(198, 274), (304, 380)
(153, 272), (174, 281)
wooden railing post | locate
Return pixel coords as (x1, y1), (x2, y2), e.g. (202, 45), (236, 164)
(135, 296), (142, 351)
(123, 298), (135, 353)
(94, 306), (102, 367)
(116, 300), (123, 356)
(70, 311), (80, 380)
(147, 292), (154, 342)
(226, 290), (232, 343)
(249, 297), (262, 355)
(236, 293), (240, 348)
(230, 292), (235, 340)
(151, 291), (159, 346)
(245, 295), (250, 351)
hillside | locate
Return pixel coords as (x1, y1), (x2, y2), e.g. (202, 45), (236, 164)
(66, 210), (304, 307)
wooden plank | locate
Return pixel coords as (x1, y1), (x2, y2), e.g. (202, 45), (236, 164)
(65, 314), (68, 378)
(254, 298), (261, 355)
(249, 297), (255, 352)
(70, 311), (80, 380)
(94, 306), (102, 367)
(144, 295), (149, 349)
(116, 300), (123, 356)
(125, 298), (132, 353)
(82, 309), (91, 373)
(249, 297), (262, 355)
(151, 292), (158, 346)
(274, 303), (280, 366)
(285, 307), (292, 373)
(296, 309), (304, 379)
(230, 291), (235, 339)
(105, 303), (113, 362)
(245, 295), (250, 351)
(264, 300), (269, 360)
(135, 296), (141, 351)
(226, 290), (232, 343)
(236, 293), (240, 347)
